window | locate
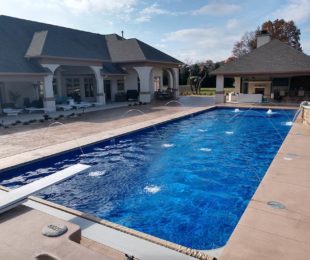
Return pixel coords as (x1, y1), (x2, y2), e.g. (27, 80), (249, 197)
(117, 79), (125, 91)
(39, 81), (44, 98)
(153, 76), (160, 91)
(84, 77), (95, 97)
(66, 78), (81, 101)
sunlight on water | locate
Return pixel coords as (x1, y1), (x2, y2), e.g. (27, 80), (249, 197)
(200, 148), (212, 152)
(198, 129), (208, 132)
(144, 185), (161, 194)
(88, 171), (106, 177)
(161, 143), (175, 148)
(225, 131), (234, 135)
(285, 121), (293, 126)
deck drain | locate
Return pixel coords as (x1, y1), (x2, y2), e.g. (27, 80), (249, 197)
(42, 223), (68, 237)
(267, 201), (286, 209)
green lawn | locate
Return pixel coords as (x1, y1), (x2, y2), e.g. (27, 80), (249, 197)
(198, 87), (235, 96)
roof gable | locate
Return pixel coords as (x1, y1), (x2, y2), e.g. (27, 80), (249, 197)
(105, 34), (182, 64)
(213, 39), (310, 76)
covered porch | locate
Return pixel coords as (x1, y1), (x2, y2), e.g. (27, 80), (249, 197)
(226, 74), (310, 103)
(0, 64), (179, 115)
(212, 39), (310, 104)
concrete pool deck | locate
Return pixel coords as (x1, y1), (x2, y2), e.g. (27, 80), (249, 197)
(220, 116), (310, 260)
(0, 96), (308, 259)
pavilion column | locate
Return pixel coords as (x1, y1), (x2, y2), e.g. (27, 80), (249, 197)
(216, 75), (225, 103)
(90, 66), (105, 105)
(172, 68), (180, 99)
(234, 77), (241, 93)
(41, 64), (60, 112)
(134, 66), (153, 103)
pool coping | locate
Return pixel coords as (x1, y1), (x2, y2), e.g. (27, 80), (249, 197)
(0, 103), (299, 259)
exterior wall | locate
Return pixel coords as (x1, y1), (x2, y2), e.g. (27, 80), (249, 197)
(248, 81), (271, 97)
(125, 69), (139, 91)
(1, 82), (37, 107)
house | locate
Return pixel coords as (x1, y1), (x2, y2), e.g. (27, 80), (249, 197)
(0, 15), (182, 113)
(212, 31), (310, 103)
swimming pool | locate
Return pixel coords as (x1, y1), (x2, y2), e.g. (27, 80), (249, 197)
(0, 108), (296, 250)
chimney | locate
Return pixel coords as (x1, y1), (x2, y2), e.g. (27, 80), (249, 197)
(121, 30), (124, 38)
(256, 30), (271, 48)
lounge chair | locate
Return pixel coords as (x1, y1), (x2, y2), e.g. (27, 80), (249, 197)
(25, 107), (47, 113)
(69, 101), (92, 109)
(3, 108), (23, 116)
(56, 104), (73, 111)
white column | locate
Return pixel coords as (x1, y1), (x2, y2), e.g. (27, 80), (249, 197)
(172, 68), (180, 99)
(41, 64), (60, 112)
(134, 66), (153, 103)
(90, 66), (105, 105)
(216, 75), (225, 103)
(234, 77), (241, 93)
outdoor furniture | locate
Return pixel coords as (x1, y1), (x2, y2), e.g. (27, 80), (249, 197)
(155, 90), (173, 100)
(25, 107), (47, 113)
(69, 100), (92, 109)
(126, 90), (139, 101)
(3, 108), (23, 116)
(115, 92), (127, 102)
(56, 104), (73, 111)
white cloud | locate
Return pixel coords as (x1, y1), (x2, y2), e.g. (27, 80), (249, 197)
(62, 0), (139, 15)
(272, 0), (310, 23)
(135, 3), (181, 22)
(192, 3), (241, 16)
(162, 27), (241, 61)
(226, 18), (240, 29)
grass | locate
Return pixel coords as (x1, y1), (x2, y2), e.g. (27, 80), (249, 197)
(180, 87), (235, 96)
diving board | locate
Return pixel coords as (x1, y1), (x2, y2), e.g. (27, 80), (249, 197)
(0, 164), (90, 214)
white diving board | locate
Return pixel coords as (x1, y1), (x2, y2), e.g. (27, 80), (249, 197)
(0, 163), (90, 214)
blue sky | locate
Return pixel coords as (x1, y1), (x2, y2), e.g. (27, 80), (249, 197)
(1, 0), (310, 62)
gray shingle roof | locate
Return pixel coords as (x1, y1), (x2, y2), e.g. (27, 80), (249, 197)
(212, 39), (310, 76)
(101, 63), (126, 75)
(0, 15), (181, 74)
(105, 34), (182, 64)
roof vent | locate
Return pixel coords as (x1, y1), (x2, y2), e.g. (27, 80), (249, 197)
(256, 30), (271, 48)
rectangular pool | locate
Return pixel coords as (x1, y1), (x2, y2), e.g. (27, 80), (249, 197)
(0, 108), (296, 250)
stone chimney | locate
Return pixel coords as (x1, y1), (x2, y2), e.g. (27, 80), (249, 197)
(256, 30), (271, 48)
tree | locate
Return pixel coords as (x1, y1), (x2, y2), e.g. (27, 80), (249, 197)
(232, 19), (302, 58)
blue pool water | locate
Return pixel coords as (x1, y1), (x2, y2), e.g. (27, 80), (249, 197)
(0, 108), (296, 250)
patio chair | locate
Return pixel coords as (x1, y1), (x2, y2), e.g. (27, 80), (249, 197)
(69, 100), (92, 109)
(56, 104), (72, 111)
(126, 90), (139, 101)
(3, 108), (23, 116)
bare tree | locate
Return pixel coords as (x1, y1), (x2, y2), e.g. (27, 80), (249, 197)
(232, 19), (302, 58)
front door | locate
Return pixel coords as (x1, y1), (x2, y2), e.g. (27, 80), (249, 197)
(104, 80), (111, 101)
(66, 78), (81, 102)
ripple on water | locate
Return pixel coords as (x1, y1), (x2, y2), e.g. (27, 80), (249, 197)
(144, 185), (161, 194)
(161, 143), (174, 148)
(88, 171), (106, 177)
(200, 148), (212, 152)
(225, 131), (234, 135)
